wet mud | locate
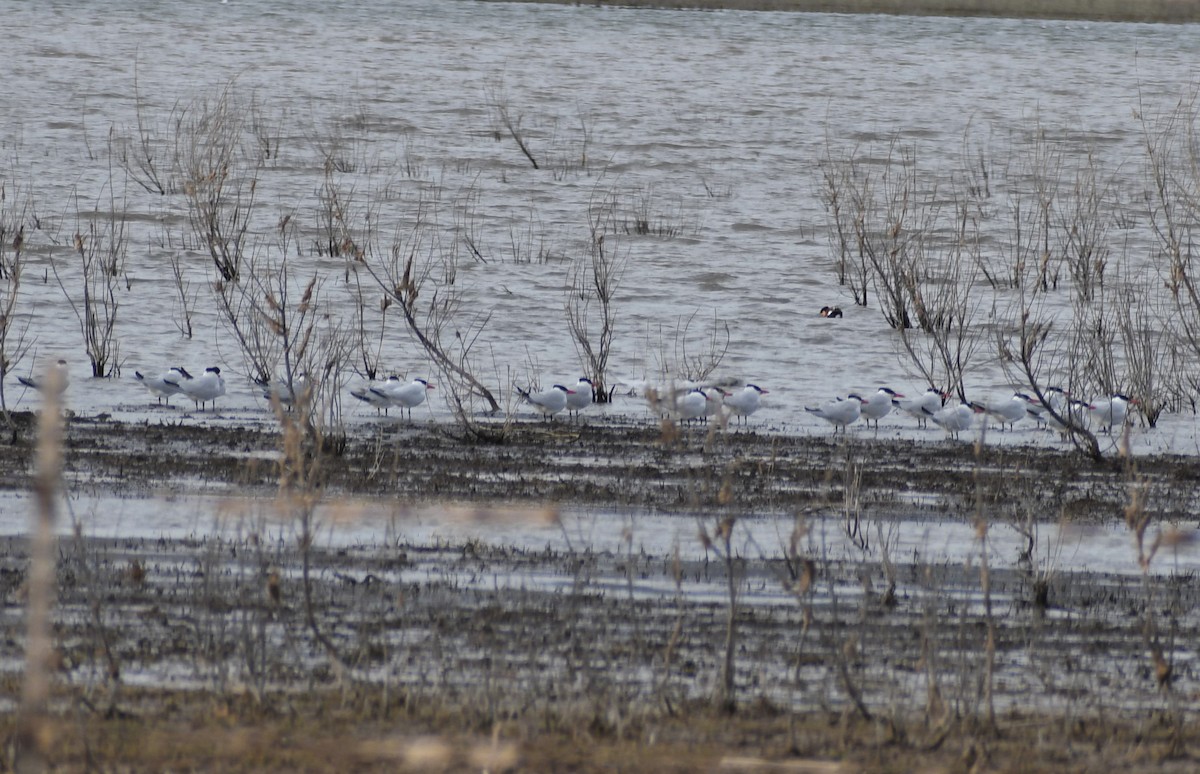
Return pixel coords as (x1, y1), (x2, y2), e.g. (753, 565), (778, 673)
(2, 413), (1199, 771)
(2, 411), (1194, 520)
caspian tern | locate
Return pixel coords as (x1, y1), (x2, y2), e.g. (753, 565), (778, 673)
(1015, 392), (1048, 424)
(134, 366), (192, 406)
(924, 402), (983, 439)
(674, 388), (711, 423)
(167, 366), (226, 411)
(373, 377), (434, 420)
(1044, 399), (1093, 438)
(517, 384), (575, 420)
(978, 393), (1030, 430)
(805, 393), (868, 432)
(724, 384), (768, 426)
(860, 387), (904, 428)
(639, 380), (709, 419)
(351, 376), (401, 415)
(1089, 393), (1137, 433)
(1019, 387), (1078, 435)
(896, 388), (945, 429)
(565, 377), (594, 420)
(1012, 393), (1041, 422)
(701, 387), (728, 424)
(259, 373), (310, 408)
(17, 359), (69, 394)
(1043, 386), (1070, 413)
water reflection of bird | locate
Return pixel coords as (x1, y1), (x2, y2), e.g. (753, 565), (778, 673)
(517, 384), (575, 419)
(819, 306), (843, 318)
(167, 366), (226, 411)
(135, 366), (192, 406)
(806, 393), (866, 431)
(17, 359), (70, 394)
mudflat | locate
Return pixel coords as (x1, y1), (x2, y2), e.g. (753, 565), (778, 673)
(2, 413), (1198, 771)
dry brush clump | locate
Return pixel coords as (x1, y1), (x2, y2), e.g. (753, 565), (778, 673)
(820, 110), (1200, 454)
(1141, 87), (1200, 418)
(49, 182), (128, 378)
(223, 216), (354, 446)
(180, 84), (264, 283)
(0, 174), (35, 417)
(324, 183), (508, 440)
(565, 189), (631, 404)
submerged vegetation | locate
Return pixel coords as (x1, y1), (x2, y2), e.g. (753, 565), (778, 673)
(819, 96), (1200, 460)
(8, 77), (1200, 457)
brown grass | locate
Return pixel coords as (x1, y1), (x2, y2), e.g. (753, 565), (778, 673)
(1, 691), (1196, 772)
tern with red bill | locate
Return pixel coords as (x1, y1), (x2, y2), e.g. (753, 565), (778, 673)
(565, 377), (594, 419)
(861, 387), (903, 428)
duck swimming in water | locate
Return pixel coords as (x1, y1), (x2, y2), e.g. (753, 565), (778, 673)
(819, 306), (843, 318)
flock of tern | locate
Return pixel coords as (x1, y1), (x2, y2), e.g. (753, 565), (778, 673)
(803, 386), (1137, 438)
(14, 359), (1138, 439)
(516, 378), (771, 426)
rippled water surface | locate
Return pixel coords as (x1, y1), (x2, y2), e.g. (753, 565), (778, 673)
(3, 0), (1200, 453)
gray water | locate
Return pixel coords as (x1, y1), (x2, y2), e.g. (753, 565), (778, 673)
(2, 0), (1199, 453)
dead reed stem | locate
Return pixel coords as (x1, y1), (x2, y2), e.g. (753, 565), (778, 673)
(973, 427), (997, 731)
(16, 366), (65, 770)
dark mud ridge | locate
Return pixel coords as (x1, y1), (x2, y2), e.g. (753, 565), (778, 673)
(2, 414), (1199, 772)
(2, 411), (1198, 521)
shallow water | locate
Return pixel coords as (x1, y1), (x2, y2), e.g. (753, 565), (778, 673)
(2, 489), (1190, 581)
(1, 0), (1198, 455)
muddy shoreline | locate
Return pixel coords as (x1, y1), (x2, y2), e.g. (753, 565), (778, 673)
(2, 414), (1200, 771)
(1, 411), (1195, 521)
